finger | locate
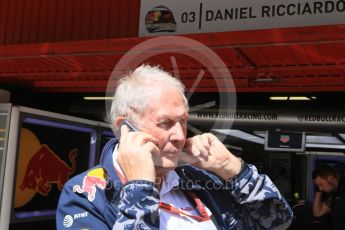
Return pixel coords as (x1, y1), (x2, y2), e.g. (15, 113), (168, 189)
(185, 136), (206, 157)
(123, 128), (159, 147)
(180, 150), (200, 164)
(139, 132), (160, 147)
(184, 138), (198, 156)
(120, 125), (129, 142)
(199, 134), (211, 156)
(143, 141), (160, 156)
(193, 136), (209, 157)
(190, 144), (201, 156)
(143, 135), (159, 146)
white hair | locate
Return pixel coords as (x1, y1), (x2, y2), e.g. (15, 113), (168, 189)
(110, 64), (188, 126)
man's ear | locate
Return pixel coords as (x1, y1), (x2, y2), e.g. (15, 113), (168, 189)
(114, 117), (126, 130)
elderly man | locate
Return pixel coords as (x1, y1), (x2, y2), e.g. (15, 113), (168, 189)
(56, 64), (293, 229)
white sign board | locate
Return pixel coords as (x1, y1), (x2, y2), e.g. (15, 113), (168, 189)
(139, 0), (345, 37)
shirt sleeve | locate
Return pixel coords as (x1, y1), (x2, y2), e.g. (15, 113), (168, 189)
(225, 164), (293, 229)
(56, 179), (160, 230)
(56, 179), (111, 230)
(113, 180), (160, 230)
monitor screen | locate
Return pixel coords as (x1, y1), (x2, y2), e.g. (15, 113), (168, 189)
(265, 131), (305, 152)
(12, 114), (97, 222)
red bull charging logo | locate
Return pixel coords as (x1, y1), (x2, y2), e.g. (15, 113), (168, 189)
(20, 144), (77, 195)
(15, 128), (78, 208)
(73, 168), (107, 202)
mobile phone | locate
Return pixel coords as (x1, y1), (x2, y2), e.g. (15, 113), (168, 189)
(117, 119), (137, 139)
(121, 120), (137, 132)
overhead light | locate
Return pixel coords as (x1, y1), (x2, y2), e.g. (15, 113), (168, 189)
(290, 96), (312, 100)
(255, 78), (275, 82)
(270, 96), (288, 100)
(269, 96), (316, 101)
(83, 96), (113, 100)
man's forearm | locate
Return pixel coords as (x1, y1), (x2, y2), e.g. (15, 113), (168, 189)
(214, 156), (242, 180)
(313, 192), (324, 217)
(227, 164), (293, 229)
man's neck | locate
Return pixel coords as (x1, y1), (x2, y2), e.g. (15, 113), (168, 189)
(155, 167), (175, 191)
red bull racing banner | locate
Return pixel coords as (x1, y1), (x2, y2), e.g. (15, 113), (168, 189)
(139, 0), (345, 36)
(13, 117), (96, 220)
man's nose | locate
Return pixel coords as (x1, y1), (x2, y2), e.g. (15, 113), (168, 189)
(170, 122), (185, 141)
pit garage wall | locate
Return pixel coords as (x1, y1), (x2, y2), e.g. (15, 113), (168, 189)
(0, 105), (112, 230)
(0, 0), (140, 45)
(189, 108), (345, 132)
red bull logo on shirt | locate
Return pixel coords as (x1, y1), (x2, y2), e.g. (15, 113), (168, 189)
(73, 168), (107, 202)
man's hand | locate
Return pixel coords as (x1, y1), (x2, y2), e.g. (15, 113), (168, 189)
(313, 190), (330, 217)
(182, 133), (242, 180)
(117, 125), (160, 182)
